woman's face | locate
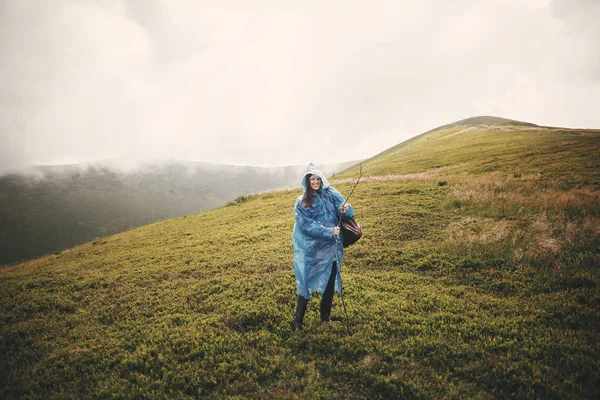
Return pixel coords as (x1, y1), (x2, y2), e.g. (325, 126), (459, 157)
(309, 175), (321, 191)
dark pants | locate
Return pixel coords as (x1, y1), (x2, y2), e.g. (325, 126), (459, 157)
(320, 261), (337, 321)
(294, 262), (337, 330)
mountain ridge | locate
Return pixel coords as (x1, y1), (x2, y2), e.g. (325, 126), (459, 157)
(341, 115), (539, 174)
(437, 115), (539, 129)
(337, 116), (600, 181)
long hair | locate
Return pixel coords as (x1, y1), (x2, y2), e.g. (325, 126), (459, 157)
(300, 174), (322, 208)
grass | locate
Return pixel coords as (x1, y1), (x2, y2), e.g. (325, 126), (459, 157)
(1, 120), (599, 398)
(0, 161), (358, 266)
(338, 124), (600, 188)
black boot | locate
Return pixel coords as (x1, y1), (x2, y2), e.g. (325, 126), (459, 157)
(320, 262), (337, 322)
(294, 295), (309, 331)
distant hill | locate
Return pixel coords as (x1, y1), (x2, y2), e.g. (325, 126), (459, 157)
(438, 115), (539, 129)
(0, 160), (357, 266)
(0, 117), (598, 398)
(338, 115), (600, 185)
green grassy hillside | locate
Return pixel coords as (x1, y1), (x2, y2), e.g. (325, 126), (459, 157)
(0, 160), (357, 266)
(1, 118), (599, 399)
(340, 118), (599, 188)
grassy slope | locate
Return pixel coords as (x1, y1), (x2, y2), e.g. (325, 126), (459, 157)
(1, 120), (599, 399)
(0, 161), (358, 266)
(340, 122), (599, 188)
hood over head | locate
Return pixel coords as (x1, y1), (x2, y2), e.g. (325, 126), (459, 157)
(301, 163), (330, 192)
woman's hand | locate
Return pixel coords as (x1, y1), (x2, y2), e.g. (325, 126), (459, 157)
(341, 204), (348, 214)
(333, 226), (340, 236)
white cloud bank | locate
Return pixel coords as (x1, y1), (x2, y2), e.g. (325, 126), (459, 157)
(1, 0), (598, 174)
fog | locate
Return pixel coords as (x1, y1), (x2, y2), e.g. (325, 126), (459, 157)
(1, 0), (598, 175)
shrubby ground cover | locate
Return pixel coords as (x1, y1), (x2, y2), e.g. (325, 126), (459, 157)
(1, 121), (599, 398)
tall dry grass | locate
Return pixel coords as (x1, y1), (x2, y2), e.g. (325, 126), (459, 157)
(446, 172), (599, 214)
(336, 169), (598, 212)
(435, 172), (599, 270)
(335, 167), (599, 270)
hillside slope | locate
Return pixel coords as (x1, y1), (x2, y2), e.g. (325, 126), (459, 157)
(0, 160), (357, 266)
(340, 117), (599, 187)
(1, 118), (599, 399)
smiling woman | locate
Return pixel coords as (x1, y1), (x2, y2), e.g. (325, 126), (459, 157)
(292, 163), (354, 331)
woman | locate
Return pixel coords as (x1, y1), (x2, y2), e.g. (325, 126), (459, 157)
(292, 163), (354, 330)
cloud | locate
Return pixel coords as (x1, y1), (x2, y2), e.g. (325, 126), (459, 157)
(550, 0), (600, 81)
(1, 0), (599, 175)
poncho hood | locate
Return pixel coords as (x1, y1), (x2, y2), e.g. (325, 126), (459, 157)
(300, 163), (330, 192)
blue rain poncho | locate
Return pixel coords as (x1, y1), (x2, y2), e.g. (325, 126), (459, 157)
(293, 163), (354, 299)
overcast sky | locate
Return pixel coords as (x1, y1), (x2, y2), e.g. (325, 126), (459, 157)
(1, 0), (598, 174)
